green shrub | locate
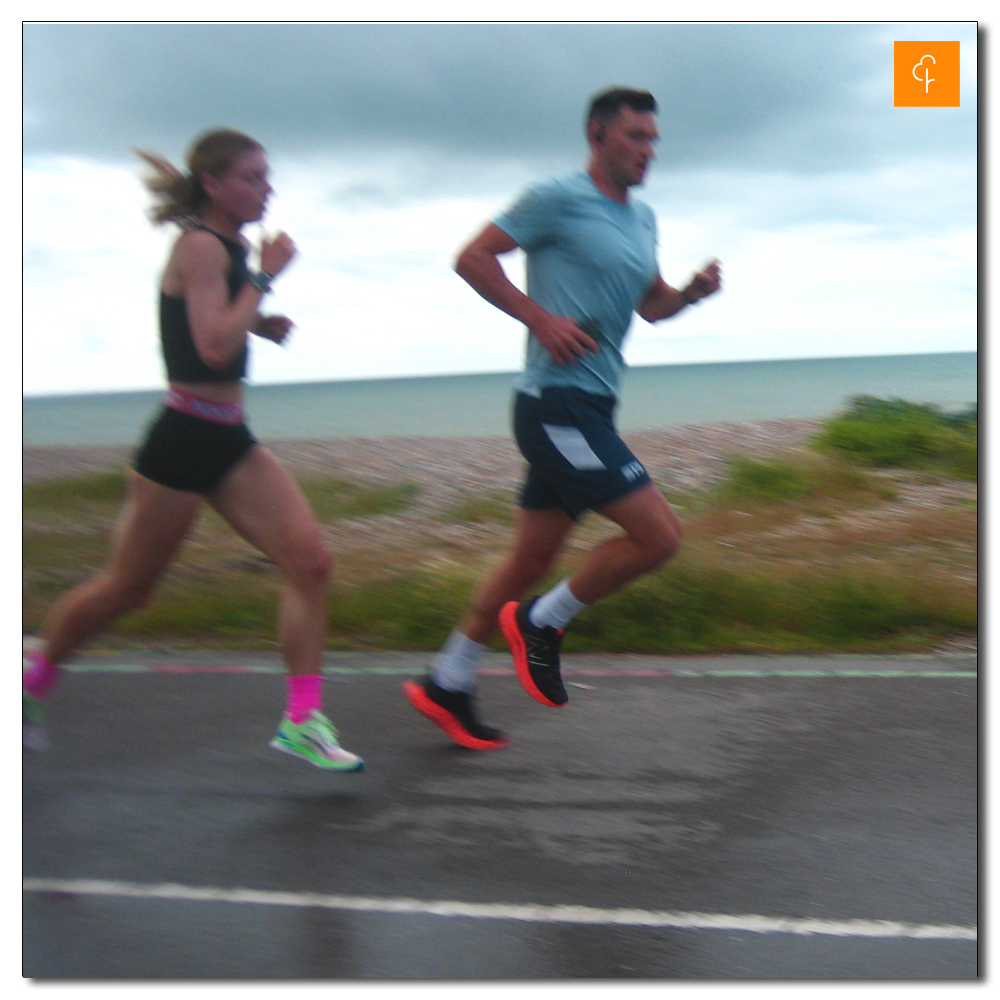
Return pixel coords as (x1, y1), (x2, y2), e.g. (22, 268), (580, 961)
(714, 453), (895, 508)
(813, 396), (977, 479)
(717, 456), (811, 503)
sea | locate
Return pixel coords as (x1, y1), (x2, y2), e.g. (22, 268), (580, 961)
(22, 352), (977, 449)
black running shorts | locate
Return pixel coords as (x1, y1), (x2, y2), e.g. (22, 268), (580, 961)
(133, 406), (257, 493)
(513, 387), (652, 520)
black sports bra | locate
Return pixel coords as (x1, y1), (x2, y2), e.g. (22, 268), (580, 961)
(159, 226), (249, 382)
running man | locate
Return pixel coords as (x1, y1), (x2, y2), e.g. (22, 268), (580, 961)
(23, 129), (362, 772)
(404, 87), (722, 749)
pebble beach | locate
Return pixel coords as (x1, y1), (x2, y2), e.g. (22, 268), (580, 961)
(23, 418), (821, 490)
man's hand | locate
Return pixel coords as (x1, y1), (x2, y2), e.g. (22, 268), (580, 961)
(254, 314), (294, 345)
(454, 223), (599, 365)
(531, 314), (599, 365)
(683, 258), (722, 303)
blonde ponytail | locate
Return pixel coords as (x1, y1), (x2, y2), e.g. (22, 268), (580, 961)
(135, 128), (264, 227)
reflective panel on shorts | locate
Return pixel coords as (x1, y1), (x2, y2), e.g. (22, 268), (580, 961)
(542, 424), (607, 470)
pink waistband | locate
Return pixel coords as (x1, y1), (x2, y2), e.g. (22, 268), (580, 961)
(164, 388), (244, 426)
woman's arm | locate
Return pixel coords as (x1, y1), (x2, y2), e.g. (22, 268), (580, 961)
(175, 229), (295, 370)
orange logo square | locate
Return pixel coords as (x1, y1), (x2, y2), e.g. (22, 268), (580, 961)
(894, 41), (960, 107)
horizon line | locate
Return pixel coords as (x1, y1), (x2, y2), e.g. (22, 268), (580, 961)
(22, 348), (977, 401)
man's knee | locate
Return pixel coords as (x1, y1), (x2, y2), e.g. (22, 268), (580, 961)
(640, 521), (682, 570)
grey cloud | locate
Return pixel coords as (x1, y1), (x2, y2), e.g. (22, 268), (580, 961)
(24, 23), (976, 175)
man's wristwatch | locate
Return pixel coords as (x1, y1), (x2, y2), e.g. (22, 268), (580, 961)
(248, 270), (274, 294)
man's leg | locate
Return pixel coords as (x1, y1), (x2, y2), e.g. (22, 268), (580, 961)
(404, 505), (575, 749)
(502, 482), (681, 707)
(567, 481), (681, 604)
(458, 506), (577, 645)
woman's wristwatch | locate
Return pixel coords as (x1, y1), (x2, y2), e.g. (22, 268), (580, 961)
(248, 270), (274, 294)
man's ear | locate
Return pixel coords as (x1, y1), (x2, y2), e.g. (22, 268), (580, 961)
(587, 119), (605, 146)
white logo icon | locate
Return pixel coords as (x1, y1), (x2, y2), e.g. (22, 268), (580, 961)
(912, 54), (936, 94)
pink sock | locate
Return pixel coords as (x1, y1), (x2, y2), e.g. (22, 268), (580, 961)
(24, 652), (60, 700)
(285, 673), (323, 724)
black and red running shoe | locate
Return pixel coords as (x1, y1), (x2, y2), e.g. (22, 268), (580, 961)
(403, 677), (509, 750)
(499, 598), (568, 708)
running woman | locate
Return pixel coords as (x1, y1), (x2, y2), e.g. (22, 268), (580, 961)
(23, 128), (362, 772)
(404, 88), (722, 749)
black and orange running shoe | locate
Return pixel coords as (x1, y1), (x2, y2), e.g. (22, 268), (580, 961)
(403, 677), (509, 750)
(499, 598), (568, 708)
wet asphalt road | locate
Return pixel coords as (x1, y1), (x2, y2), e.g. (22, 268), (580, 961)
(23, 652), (978, 980)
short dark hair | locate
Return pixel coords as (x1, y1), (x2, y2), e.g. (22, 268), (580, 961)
(586, 87), (657, 126)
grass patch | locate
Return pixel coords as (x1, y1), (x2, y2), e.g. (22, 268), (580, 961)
(23, 470), (419, 525)
(812, 396), (977, 479)
(23, 472), (127, 602)
(710, 452), (896, 518)
(106, 577), (281, 643)
(327, 569), (473, 649)
(439, 491), (517, 526)
(298, 478), (419, 522)
(23, 469), (128, 510)
(564, 559), (975, 654)
(33, 555), (973, 655)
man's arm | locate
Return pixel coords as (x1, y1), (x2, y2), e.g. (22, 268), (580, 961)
(454, 223), (598, 365)
(638, 258), (722, 323)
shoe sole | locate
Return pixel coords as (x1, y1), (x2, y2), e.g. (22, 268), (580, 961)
(402, 681), (509, 750)
(499, 601), (566, 708)
(268, 738), (364, 772)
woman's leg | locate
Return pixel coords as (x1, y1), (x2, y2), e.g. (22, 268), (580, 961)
(39, 470), (203, 667)
(206, 445), (331, 676)
(207, 447), (361, 770)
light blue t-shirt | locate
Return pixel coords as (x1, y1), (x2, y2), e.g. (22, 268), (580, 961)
(493, 170), (659, 399)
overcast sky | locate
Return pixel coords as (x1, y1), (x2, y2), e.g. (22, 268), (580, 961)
(23, 21), (978, 396)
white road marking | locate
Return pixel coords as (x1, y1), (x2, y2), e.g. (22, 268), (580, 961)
(22, 878), (976, 940)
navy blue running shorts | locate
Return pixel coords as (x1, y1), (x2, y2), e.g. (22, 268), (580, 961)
(513, 387), (652, 520)
(134, 406), (257, 494)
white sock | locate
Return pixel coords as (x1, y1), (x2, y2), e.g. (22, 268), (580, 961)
(529, 578), (587, 630)
(430, 630), (488, 694)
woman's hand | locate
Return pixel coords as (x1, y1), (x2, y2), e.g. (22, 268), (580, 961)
(254, 314), (294, 344)
(260, 231), (297, 278)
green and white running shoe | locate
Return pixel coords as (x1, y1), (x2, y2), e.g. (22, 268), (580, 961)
(269, 711), (364, 772)
(23, 690), (48, 752)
